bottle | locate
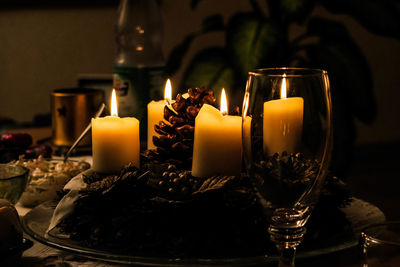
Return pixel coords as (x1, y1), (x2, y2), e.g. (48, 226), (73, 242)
(113, 0), (165, 123)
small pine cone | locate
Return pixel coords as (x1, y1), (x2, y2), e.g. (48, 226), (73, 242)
(186, 106), (200, 120)
(171, 94), (186, 112)
(154, 121), (174, 136)
(188, 87), (216, 105)
(151, 87), (217, 168)
(151, 86), (240, 168)
(175, 124), (194, 139)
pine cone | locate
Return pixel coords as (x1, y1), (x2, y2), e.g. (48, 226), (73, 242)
(150, 87), (240, 168)
(152, 87), (217, 167)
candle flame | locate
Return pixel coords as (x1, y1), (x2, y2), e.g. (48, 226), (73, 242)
(280, 74), (287, 99)
(164, 79), (172, 103)
(220, 88), (228, 116)
(111, 89), (118, 117)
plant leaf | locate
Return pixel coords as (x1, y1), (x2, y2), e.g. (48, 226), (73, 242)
(193, 175), (236, 195)
(306, 17), (376, 124)
(165, 34), (195, 76)
(165, 14), (224, 76)
(182, 47), (236, 93)
(201, 14), (225, 32)
(318, 0), (400, 38)
(307, 16), (349, 40)
(267, 0), (316, 23)
(249, 0), (266, 18)
(226, 13), (279, 81)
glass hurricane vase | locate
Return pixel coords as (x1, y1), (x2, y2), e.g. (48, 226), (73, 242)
(242, 68), (333, 266)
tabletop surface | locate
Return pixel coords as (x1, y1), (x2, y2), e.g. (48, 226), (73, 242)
(4, 128), (400, 266)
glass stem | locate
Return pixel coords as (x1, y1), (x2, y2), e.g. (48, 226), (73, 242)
(269, 226), (306, 267)
(278, 244), (296, 267)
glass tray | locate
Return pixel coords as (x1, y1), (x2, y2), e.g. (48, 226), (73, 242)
(22, 198), (385, 266)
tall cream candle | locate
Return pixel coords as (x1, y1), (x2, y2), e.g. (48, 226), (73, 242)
(92, 90), (140, 173)
(263, 75), (304, 156)
(147, 101), (165, 150)
(192, 89), (242, 177)
(147, 79), (172, 150)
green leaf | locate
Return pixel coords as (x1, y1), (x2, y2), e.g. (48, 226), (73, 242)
(165, 34), (195, 76)
(182, 47), (236, 93)
(201, 14), (225, 32)
(267, 0), (316, 23)
(318, 0), (400, 38)
(249, 0), (266, 18)
(306, 18), (376, 124)
(165, 14), (224, 76)
(226, 13), (279, 81)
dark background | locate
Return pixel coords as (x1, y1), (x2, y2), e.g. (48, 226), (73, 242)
(0, 1), (399, 147)
(1, 2), (399, 265)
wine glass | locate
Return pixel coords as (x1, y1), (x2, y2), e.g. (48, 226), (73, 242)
(242, 68), (333, 266)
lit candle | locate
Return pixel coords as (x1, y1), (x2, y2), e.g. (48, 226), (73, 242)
(192, 89), (242, 177)
(147, 79), (172, 150)
(263, 75), (304, 156)
(92, 89), (140, 173)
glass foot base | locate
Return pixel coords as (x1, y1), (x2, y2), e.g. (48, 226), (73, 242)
(268, 226), (306, 248)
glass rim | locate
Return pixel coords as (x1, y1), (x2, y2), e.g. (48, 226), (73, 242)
(248, 67), (327, 77)
(0, 164), (29, 181)
(361, 221), (400, 247)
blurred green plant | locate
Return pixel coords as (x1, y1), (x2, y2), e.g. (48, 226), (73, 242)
(165, 0), (400, 176)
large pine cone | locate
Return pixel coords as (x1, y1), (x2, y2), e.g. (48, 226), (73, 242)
(151, 87), (216, 166)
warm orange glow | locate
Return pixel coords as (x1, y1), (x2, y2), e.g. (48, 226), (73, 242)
(111, 89), (118, 117)
(280, 74), (287, 99)
(164, 79), (172, 103)
(220, 88), (228, 115)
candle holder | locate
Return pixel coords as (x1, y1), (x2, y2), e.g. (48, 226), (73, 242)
(242, 68), (332, 266)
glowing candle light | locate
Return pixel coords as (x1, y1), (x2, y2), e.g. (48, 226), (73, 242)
(92, 89), (140, 173)
(263, 74), (304, 156)
(147, 79), (172, 150)
(192, 89), (242, 177)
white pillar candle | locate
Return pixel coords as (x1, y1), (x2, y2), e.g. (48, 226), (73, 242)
(192, 89), (242, 177)
(263, 75), (304, 156)
(92, 90), (140, 173)
(147, 79), (172, 150)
